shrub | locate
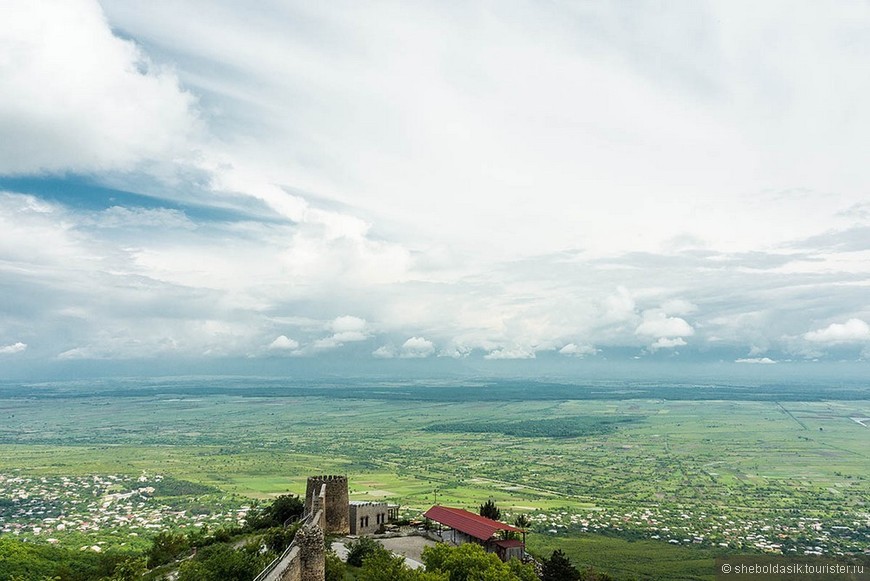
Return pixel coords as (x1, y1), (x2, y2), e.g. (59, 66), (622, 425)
(345, 536), (387, 567)
(146, 531), (190, 568)
(422, 543), (536, 581)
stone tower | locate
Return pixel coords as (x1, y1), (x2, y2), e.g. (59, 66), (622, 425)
(305, 475), (349, 535)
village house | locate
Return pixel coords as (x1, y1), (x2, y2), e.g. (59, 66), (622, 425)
(423, 505), (526, 562)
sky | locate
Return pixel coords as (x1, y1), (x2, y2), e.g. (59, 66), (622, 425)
(1, 0), (870, 379)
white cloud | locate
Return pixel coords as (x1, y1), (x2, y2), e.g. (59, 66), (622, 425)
(649, 337), (686, 352)
(57, 347), (94, 360)
(312, 336), (350, 350)
(803, 319), (870, 344)
(0, 0), (198, 174)
(371, 337), (436, 359)
(311, 317), (370, 351)
(635, 311), (695, 338)
(735, 357), (777, 364)
(748, 345), (768, 356)
(558, 343), (597, 357)
(268, 335), (299, 351)
(330, 316), (367, 334)
(95, 207), (196, 230)
(660, 299), (698, 316)
(332, 332), (368, 343)
(400, 336), (435, 358)
(0, 342), (27, 355)
(372, 345), (395, 359)
(484, 347), (536, 360)
(438, 345), (473, 359)
(602, 287), (636, 323)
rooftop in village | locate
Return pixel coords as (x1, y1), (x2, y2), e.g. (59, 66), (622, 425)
(423, 505), (523, 542)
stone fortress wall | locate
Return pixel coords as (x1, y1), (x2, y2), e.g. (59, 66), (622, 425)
(255, 475), (349, 581)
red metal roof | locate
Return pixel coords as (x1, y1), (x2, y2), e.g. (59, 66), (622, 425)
(423, 505), (522, 541)
(494, 539), (525, 548)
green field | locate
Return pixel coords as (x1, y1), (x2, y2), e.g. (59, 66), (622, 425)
(1, 379), (868, 579)
(528, 534), (720, 581)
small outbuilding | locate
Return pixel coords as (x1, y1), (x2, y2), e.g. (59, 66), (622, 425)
(493, 538), (525, 562)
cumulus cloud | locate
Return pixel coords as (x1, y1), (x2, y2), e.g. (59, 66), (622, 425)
(328, 316), (369, 343)
(0, 342), (27, 355)
(312, 316), (370, 350)
(268, 335), (299, 351)
(371, 337), (436, 359)
(331, 316), (367, 334)
(735, 357), (777, 364)
(438, 345), (473, 359)
(602, 287), (636, 323)
(400, 336), (435, 358)
(558, 343), (598, 357)
(372, 345), (396, 359)
(0, 0), (199, 174)
(649, 337), (686, 352)
(635, 311), (695, 338)
(484, 347), (536, 360)
(803, 319), (870, 344)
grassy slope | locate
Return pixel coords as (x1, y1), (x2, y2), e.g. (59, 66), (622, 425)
(529, 533), (718, 581)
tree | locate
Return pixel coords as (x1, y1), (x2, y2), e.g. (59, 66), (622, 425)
(176, 543), (269, 581)
(270, 494), (304, 525)
(345, 536), (386, 567)
(107, 557), (146, 581)
(245, 494), (304, 530)
(513, 514), (531, 530)
(479, 499), (501, 521)
(422, 543), (536, 581)
(541, 549), (581, 581)
(146, 531), (190, 568)
(263, 522), (299, 553)
(325, 549), (346, 581)
(357, 550), (447, 581)
(506, 558), (539, 581)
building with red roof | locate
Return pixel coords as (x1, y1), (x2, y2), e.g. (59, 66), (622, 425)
(423, 505), (526, 561)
